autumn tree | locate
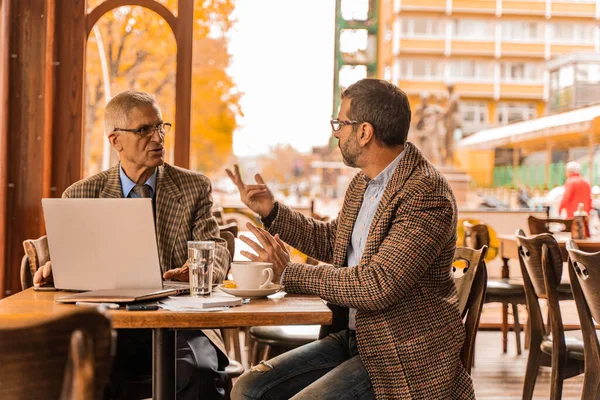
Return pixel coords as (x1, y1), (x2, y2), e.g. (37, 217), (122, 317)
(84, 0), (240, 177)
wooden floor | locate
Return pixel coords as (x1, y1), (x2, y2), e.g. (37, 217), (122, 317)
(472, 331), (584, 399)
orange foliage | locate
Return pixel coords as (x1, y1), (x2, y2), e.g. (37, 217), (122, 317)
(84, 0), (241, 177)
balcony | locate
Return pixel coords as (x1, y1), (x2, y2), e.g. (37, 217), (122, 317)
(501, 0), (545, 15)
(551, 1), (596, 16)
(499, 82), (545, 99)
(451, 39), (495, 55)
(397, 80), (446, 94)
(551, 43), (595, 57)
(399, 0), (446, 11)
(451, 0), (496, 14)
(453, 82), (495, 97)
(501, 42), (545, 58)
(398, 38), (445, 54)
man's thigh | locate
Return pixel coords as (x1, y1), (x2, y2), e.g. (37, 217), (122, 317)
(291, 355), (373, 400)
(231, 333), (353, 400)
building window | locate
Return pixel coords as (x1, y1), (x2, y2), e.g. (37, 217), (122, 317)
(392, 19), (401, 55)
(339, 65), (367, 88)
(501, 21), (544, 42)
(576, 64), (600, 84)
(384, 65), (392, 82)
(551, 23), (595, 43)
(449, 60), (494, 81)
(399, 59), (443, 80)
(340, 29), (368, 53)
(453, 19), (494, 40)
(401, 18), (445, 38)
(500, 62), (543, 82)
(341, 0), (369, 21)
(462, 101), (489, 125)
(496, 102), (537, 124)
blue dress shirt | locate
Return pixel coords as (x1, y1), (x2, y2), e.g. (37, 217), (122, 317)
(119, 165), (157, 199)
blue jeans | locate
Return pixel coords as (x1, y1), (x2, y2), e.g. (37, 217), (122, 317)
(232, 329), (374, 400)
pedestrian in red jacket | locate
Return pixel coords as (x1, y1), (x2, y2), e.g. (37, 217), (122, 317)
(559, 161), (592, 218)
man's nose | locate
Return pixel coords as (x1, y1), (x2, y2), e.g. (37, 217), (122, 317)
(150, 129), (164, 142)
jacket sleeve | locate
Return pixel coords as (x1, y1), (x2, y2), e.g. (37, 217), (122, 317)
(266, 203), (338, 264)
(192, 177), (230, 283)
(281, 191), (456, 312)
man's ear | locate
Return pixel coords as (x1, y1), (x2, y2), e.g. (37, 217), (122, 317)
(358, 122), (375, 147)
(108, 133), (123, 152)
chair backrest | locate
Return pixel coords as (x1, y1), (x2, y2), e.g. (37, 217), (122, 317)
(21, 235), (50, 290)
(528, 215), (573, 235)
(453, 246), (488, 374)
(220, 230), (235, 262)
(463, 221), (490, 250)
(515, 229), (565, 349)
(219, 222), (239, 238)
(566, 241), (600, 365)
(0, 309), (114, 400)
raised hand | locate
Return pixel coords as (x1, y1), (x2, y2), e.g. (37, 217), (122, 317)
(33, 261), (53, 287)
(163, 261), (190, 282)
(239, 222), (290, 282)
(226, 164), (275, 218)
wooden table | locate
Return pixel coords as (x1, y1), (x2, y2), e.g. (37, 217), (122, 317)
(0, 289), (332, 400)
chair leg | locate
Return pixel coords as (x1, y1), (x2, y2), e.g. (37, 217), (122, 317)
(549, 351), (567, 400)
(522, 340), (542, 400)
(502, 302), (509, 353)
(232, 328), (242, 363)
(261, 344), (271, 362)
(251, 341), (260, 367)
(524, 316), (530, 350)
(511, 304), (522, 356)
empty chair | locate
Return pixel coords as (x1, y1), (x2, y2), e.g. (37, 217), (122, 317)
(0, 309), (114, 400)
(528, 216), (573, 235)
(21, 235), (50, 290)
(463, 221), (525, 354)
(453, 245), (488, 374)
(515, 229), (584, 400)
(565, 241), (600, 399)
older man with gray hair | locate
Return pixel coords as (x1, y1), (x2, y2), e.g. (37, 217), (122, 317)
(559, 161), (592, 218)
(34, 91), (230, 399)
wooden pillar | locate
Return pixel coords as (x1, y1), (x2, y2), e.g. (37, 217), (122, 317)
(0, 0), (11, 296)
(3, 0), (56, 296)
(174, 0), (194, 168)
(52, 0), (86, 196)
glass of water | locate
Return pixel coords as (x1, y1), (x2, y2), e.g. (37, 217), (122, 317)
(187, 241), (215, 297)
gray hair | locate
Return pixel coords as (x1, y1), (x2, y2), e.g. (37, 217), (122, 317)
(566, 161), (581, 175)
(104, 91), (161, 135)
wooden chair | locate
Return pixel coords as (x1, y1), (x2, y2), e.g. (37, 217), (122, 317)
(21, 235), (50, 290)
(0, 309), (114, 400)
(528, 216), (573, 235)
(565, 241), (600, 399)
(463, 221), (525, 354)
(515, 229), (584, 400)
(453, 246), (488, 374)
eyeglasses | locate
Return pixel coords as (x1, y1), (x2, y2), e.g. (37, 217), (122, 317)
(330, 119), (359, 132)
(113, 122), (172, 138)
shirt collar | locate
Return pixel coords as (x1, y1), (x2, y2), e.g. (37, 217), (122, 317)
(367, 147), (407, 186)
(119, 165), (157, 198)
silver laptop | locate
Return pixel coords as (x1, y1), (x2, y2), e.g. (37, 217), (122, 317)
(41, 198), (188, 302)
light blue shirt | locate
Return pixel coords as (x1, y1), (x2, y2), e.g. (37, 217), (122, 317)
(119, 165), (157, 199)
(346, 148), (406, 330)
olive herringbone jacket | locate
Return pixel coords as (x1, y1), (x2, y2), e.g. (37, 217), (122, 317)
(62, 163), (229, 356)
(269, 143), (475, 399)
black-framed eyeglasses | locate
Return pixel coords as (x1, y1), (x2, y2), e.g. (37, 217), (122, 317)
(330, 119), (359, 132)
(113, 122), (172, 138)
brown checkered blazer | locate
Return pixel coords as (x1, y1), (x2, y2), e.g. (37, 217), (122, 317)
(269, 143), (475, 399)
(62, 163), (229, 356)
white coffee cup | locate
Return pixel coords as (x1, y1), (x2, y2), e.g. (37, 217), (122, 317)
(230, 262), (274, 290)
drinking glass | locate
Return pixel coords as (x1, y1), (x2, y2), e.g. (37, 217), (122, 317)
(188, 241), (214, 297)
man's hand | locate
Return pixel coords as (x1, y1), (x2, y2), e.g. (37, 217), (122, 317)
(239, 223), (290, 282)
(33, 261), (53, 287)
(163, 261), (189, 282)
(226, 165), (275, 218)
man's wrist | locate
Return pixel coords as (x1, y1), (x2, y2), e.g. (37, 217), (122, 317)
(261, 202), (279, 227)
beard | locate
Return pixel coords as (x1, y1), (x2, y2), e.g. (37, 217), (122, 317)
(340, 131), (360, 168)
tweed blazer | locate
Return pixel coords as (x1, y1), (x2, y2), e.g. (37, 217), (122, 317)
(62, 163), (229, 357)
(268, 143), (475, 399)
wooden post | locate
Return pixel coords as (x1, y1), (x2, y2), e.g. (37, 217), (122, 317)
(3, 0), (56, 296)
(0, 0), (11, 296)
(174, 0), (194, 168)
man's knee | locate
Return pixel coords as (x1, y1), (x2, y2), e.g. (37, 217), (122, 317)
(231, 362), (275, 400)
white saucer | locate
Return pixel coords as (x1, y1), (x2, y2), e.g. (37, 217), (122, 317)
(218, 284), (283, 299)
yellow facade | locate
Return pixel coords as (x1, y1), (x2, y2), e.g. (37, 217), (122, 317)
(377, 0), (599, 143)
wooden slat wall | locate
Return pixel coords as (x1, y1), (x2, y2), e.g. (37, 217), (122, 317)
(2, 0), (55, 296)
(0, 0), (11, 296)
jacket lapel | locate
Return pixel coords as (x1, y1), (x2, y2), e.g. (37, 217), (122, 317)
(99, 164), (124, 198)
(366, 143), (421, 239)
(333, 176), (367, 267)
(155, 165), (184, 272)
